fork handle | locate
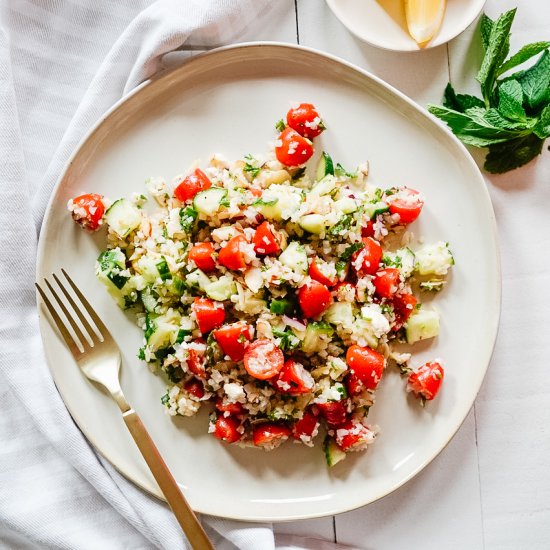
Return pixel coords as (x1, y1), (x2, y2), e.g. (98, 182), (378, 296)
(121, 408), (214, 550)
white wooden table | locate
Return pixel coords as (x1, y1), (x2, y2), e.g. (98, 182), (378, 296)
(225, 1), (550, 548)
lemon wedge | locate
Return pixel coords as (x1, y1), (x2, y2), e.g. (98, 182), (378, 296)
(404, 0), (446, 46)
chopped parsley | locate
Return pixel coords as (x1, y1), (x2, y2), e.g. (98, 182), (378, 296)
(272, 328), (301, 352)
(275, 119), (286, 132)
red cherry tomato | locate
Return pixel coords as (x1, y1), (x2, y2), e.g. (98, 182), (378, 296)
(275, 127), (314, 167)
(392, 292), (418, 330)
(335, 420), (374, 452)
(213, 322), (253, 362)
(292, 409), (320, 441)
(286, 103), (325, 139)
(309, 257), (337, 287)
(386, 187), (424, 224)
(407, 361), (444, 401)
(187, 345), (206, 379)
(184, 378), (205, 399)
(317, 401), (348, 426)
(345, 372), (365, 396)
(346, 345), (385, 391)
(212, 415), (241, 443)
(249, 188), (263, 198)
(253, 221), (280, 256)
(273, 359), (315, 394)
(243, 339), (284, 380)
(373, 268), (402, 299)
(216, 399), (245, 416)
(218, 235), (248, 270)
(298, 281), (332, 318)
(252, 423), (291, 447)
(69, 193), (105, 231)
(174, 168), (212, 202)
(351, 237), (382, 275)
(361, 220), (375, 238)
(188, 242), (216, 273)
(192, 297), (225, 335)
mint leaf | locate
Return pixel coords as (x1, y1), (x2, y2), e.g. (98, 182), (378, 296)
(485, 133), (544, 173)
(498, 42), (550, 76)
(533, 104), (550, 139)
(480, 13), (494, 51)
(476, 9), (516, 105)
(497, 80), (526, 122)
(516, 49), (550, 111)
(443, 83), (484, 112)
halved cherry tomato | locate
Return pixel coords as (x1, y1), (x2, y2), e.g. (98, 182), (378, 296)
(212, 415), (241, 443)
(187, 345), (206, 378)
(346, 345), (385, 391)
(243, 339), (285, 380)
(275, 127), (314, 167)
(361, 220), (375, 238)
(286, 103), (325, 139)
(213, 322), (253, 362)
(298, 281), (332, 318)
(69, 193), (105, 231)
(333, 282), (356, 302)
(273, 359), (315, 394)
(192, 297), (225, 334)
(335, 420), (374, 452)
(309, 257), (337, 287)
(216, 399), (245, 416)
(407, 361), (444, 401)
(188, 242), (216, 273)
(218, 235), (248, 270)
(386, 187), (424, 224)
(252, 423), (291, 447)
(174, 168), (212, 202)
(317, 401), (348, 426)
(184, 378), (205, 399)
(345, 372), (365, 396)
(373, 268), (402, 299)
(392, 291), (418, 330)
(292, 409), (319, 440)
(253, 221), (280, 256)
(351, 237), (382, 275)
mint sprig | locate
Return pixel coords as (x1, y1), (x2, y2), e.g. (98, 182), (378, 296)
(428, 9), (550, 174)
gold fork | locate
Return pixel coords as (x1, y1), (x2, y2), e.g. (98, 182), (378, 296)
(36, 269), (214, 550)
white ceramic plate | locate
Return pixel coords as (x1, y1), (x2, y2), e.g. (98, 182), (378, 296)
(326, 0), (486, 51)
(36, 43), (500, 521)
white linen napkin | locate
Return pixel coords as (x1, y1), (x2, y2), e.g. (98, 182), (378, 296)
(0, 1), (347, 549)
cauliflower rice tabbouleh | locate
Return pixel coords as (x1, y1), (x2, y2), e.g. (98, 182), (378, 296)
(68, 103), (453, 466)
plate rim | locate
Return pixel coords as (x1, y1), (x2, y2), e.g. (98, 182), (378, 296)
(36, 41), (502, 522)
(325, 0), (488, 52)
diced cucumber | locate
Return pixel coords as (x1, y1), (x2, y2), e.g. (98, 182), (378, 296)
(255, 185), (302, 221)
(135, 254), (165, 284)
(254, 197), (282, 220)
(140, 286), (158, 313)
(316, 151), (335, 181)
(279, 241), (308, 274)
(334, 197), (358, 214)
(415, 242), (454, 276)
(419, 280), (446, 292)
(104, 198), (142, 238)
(302, 322), (334, 353)
(193, 188), (228, 216)
(298, 213), (326, 234)
(186, 269), (211, 291)
(95, 248), (138, 308)
(146, 310), (182, 351)
(204, 276), (236, 301)
(324, 302), (354, 326)
(155, 257), (171, 280)
(405, 308), (440, 344)
(364, 201), (389, 220)
(323, 436), (346, 467)
(310, 175), (337, 196)
(383, 247), (416, 279)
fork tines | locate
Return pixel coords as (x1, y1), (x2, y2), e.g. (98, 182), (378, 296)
(36, 270), (105, 355)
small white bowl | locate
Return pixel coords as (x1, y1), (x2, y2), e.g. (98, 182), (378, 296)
(326, 0), (487, 51)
